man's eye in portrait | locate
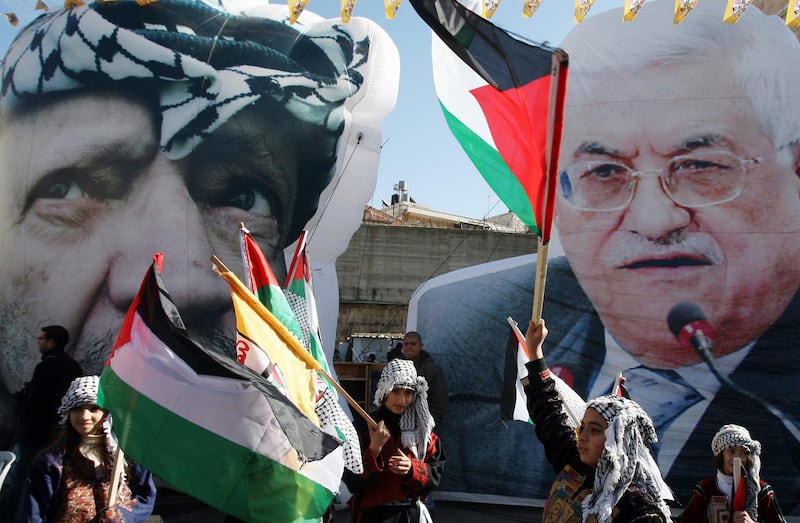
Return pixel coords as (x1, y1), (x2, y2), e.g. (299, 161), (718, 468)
(213, 180), (275, 216)
(23, 168), (131, 220)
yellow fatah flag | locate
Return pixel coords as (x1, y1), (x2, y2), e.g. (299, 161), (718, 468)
(574, 0), (596, 22)
(2, 12), (18, 25)
(674, 0), (698, 23)
(63, 0), (85, 8)
(787, 0), (800, 27)
(723, 0), (753, 22)
(35, 0), (49, 11)
(216, 264), (320, 425)
(482, 0), (502, 18)
(385, 0), (401, 19)
(341, 0), (357, 22)
(289, 0), (309, 24)
(624, 0), (646, 20)
(522, 0), (543, 17)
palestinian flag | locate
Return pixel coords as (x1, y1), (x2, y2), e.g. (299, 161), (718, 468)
(240, 225), (305, 343)
(408, 0), (568, 242)
(284, 231), (331, 381)
(240, 227), (363, 473)
(501, 317), (585, 427)
(97, 258), (342, 523)
(501, 326), (533, 424)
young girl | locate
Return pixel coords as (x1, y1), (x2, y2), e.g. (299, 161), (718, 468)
(16, 376), (156, 522)
(343, 359), (445, 523)
(524, 320), (672, 523)
(679, 424), (786, 523)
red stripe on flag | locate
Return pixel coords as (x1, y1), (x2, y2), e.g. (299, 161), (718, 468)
(471, 77), (551, 235)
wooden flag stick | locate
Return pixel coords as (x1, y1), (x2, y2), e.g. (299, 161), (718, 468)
(211, 255), (378, 429)
(531, 240), (549, 329)
(108, 446), (125, 507)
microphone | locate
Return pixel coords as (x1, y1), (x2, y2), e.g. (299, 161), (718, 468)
(667, 302), (715, 358)
(666, 302), (800, 444)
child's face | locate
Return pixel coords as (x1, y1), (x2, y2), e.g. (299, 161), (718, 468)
(721, 446), (751, 475)
(577, 407), (608, 468)
(69, 404), (106, 437)
(384, 387), (415, 415)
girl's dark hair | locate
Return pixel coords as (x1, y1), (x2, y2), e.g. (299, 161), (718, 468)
(48, 408), (114, 472)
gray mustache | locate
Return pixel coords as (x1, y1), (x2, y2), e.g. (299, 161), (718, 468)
(607, 230), (723, 268)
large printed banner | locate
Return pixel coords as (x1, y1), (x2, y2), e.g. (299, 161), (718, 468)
(410, 0), (800, 515)
(0, 0), (399, 445)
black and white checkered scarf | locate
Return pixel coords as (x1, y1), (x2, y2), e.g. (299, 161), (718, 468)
(0, 0), (370, 242)
(582, 394), (672, 523)
(373, 359), (435, 459)
(712, 424), (762, 496)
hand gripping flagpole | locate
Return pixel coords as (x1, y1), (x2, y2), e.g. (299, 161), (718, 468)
(531, 49), (569, 331)
(211, 256), (378, 429)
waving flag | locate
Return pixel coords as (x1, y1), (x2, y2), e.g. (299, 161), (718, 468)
(240, 225), (304, 343)
(501, 325), (533, 424)
(240, 227), (363, 473)
(410, 0), (567, 242)
(97, 258), (342, 523)
(500, 317), (585, 427)
(285, 231), (331, 380)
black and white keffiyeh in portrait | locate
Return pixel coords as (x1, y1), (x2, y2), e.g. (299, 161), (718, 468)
(0, 0), (371, 242)
(582, 394), (672, 523)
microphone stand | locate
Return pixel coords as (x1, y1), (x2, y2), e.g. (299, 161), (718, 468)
(692, 333), (800, 444)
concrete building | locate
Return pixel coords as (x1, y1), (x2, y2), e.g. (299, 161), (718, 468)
(335, 182), (536, 346)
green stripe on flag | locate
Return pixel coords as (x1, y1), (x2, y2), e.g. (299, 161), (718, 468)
(439, 100), (539, 233)
(99, 369), (334, 523)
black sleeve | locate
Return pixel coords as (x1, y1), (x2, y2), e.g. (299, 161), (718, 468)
(523, 359), (587, 475)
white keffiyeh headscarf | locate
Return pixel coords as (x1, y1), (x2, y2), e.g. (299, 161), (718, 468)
(58, 375), (120, 462)
(373, 359), (435, 459)
(0, 0), (370, 243)
(711, 424), (762, 482)
(581, 394), (672, 523)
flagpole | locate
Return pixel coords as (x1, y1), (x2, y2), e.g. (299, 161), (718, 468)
(531, 50), (568, 330)
(531, 240), (549, 326)
(211, 256), (378, 429)
(107, 447), (125, 508)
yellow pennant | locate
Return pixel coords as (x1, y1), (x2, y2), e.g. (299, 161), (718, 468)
(135, 0), (159, 5)
(35, 0), (49, 10)
(574, 0), (596, 22)
(341, 0), (357, 22)
(723, 0), (752, 22)
(522, 0), (543, 17)
(288, 0), (309, 24)
(63, 0), (85, 8)
(483, 0), (502, 18)
(2, 12), (18, 26)
(385, 0), (401, 19)
(623, 0), (646, 20)
(673, 0), (698, 23)
(786, 0), (800, 27)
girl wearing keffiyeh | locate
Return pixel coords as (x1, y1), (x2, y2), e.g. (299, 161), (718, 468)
(680, 424), (787, 523)
(523, 319), (672, 523)
(15, 376), (156, 522)
(343, 359), (445, 523)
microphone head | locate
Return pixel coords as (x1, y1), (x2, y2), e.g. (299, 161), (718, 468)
(667, 302), (707, 336)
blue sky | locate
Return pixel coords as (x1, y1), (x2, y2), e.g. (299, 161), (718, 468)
(0, 0), (618, 219)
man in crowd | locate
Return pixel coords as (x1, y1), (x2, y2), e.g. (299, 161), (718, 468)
(0, 0), (396, 448)
(411, 0), (800, 512)
(4, 326), (82, 511)
(402, 331), (448, 427)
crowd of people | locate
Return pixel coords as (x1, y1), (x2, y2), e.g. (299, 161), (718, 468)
(523, 319), (788, 523)
(2, 319), (788, 523)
